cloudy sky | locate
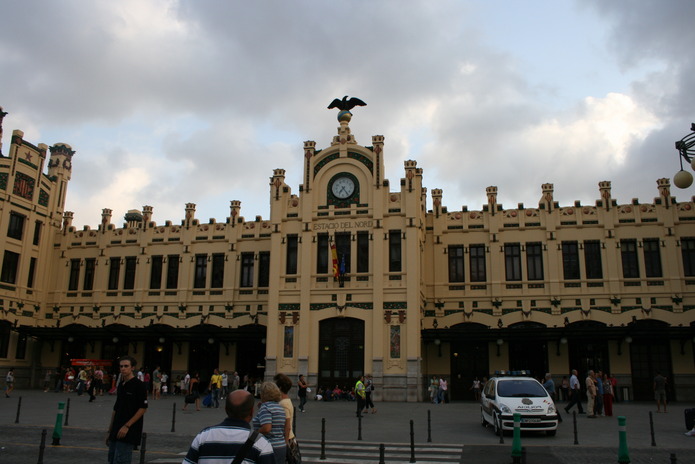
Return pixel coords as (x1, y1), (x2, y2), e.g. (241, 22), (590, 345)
(1, 0), (693, 227)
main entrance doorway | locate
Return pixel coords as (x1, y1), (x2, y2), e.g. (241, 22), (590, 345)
(318, 317), (365, 392)
(450, 340), (489, 401)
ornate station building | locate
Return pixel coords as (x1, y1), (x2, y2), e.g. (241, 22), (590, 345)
(0, 106), (694, 402)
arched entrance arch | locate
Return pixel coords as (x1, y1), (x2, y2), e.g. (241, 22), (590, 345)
(318, 317), (365, 392)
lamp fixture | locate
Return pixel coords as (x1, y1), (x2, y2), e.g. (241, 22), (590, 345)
(673, 123), (695, 188)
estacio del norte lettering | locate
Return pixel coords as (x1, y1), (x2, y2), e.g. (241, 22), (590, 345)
(0, 99), (693, 404)
(312, 220), (374, 231)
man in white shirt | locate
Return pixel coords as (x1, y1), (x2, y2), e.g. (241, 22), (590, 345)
(564, 369), (585, 414)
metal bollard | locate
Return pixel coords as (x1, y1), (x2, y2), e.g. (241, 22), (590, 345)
(573, 411), (579, 445)
(511, 412), (522, 463)
(357, 414), (362, 440)
(139, 432), (147, 464)
(64, 398), (71, 426)
(617, 416), (630, 464)
(52, 402), (65, 446)
(37, 429), (47, 464)
(293, 406), (297, 435)
(521, 446), (527, 464)
(320, 418), (326, 460)
(379, 443), (385, 464)
(427, 409), (432, 443)
(670, 453), (677, 463)
(171, 402), (176, 432)
(409, 419), (415, 463)
(15, 396), (22, 423)
(648, 411), (656, 447)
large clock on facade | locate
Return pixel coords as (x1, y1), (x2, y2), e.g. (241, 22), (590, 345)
(331, 176), (355, 199)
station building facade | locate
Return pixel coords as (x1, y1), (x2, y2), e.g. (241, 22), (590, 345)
(0, 108), (694, 402)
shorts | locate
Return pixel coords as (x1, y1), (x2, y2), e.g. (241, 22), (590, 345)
(153, 383), (161, 392)
(655, 390), (666, 402)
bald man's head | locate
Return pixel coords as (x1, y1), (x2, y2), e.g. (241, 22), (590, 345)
(225, 389), (254, 421)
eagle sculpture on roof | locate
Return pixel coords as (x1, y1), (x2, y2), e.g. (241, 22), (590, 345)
(327, 96), (367, 111)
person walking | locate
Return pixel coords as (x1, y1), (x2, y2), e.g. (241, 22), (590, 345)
(470, 377), (482, 402)
(560, 376), (570, 402)
(602, 372), (614, 416)
(438, 377), (449, 404)
(152, 366), (161, 400)
(564, 369), (585, 414)
(585, 370), (597, 418)
(355, 375), (366, 417)
(429, 376), (439, 403)
(5, 368), (14, 398)
(182, 372), (201, 412)
(106, 356), (148, 464)
(654, 371), (668, 413)
(274, 374), (295, 443)
(221, 370), (229, 399)
(364, 374), (377, 414)
(253, 382), (287, 464)
(210, 369), (222, 408)
(297, 374), (308, 412)
(183, 390), (274, 464)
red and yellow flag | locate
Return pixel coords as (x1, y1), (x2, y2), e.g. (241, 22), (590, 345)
(330, 242), (339, 279)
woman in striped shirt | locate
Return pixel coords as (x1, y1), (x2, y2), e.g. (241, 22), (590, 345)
(253, 382), (287, 464)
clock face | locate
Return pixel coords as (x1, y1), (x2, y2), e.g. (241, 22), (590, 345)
(331, 176), (355, 199)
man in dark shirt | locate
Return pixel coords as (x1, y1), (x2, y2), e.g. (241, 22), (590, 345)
(106, 356), (148, 464)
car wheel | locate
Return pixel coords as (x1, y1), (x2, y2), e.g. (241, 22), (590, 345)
(546, 429), (557, 437)
(481, 408), (487, 427)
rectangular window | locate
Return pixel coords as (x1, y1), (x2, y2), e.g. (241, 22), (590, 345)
(33, 221), (42, 246)
(448, 245), (465, 282)
(335, 232), (351, 274)
(258, 251), (270, 287)
(123, 256), (137, 290)
(166, 255), (179, 289)
(149, 256), (163, 290)
(211, 253), (225, 288)
(108, 258), (120, 290)
(240, 252), (254, 287)
(68, 259), (80, 291)
(469, 244), (486, 282)
(15, 333), (27, 360)
(27, 257), (37, 288)
(504, 243), (522, 281)
(562, 241), (580, 280)
(286, 235), (298, 275)
(357, 231), (369, 273)
(643, 239), (662, 278)
(316, 234), (329, 274)
(7, 212), (25, 240)
(584, 241), (603, 279)
(389, 230), (402, 272)
(682, 238), (695, 277)
(0, 251), (20, 284)
(83, 258), (96, 291)
(526, 242), (544, 280)
(0, 323), (9, 358)
(621, 239), (640, 278)
(194, 254), (207, 288)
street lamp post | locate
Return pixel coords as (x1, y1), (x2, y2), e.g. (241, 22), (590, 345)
(673, 123), (695, 188)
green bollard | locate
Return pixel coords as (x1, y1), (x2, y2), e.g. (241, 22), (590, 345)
(52, 402), (65, 446)
(511, 412), (522, 462)
(618, 416), (630, 464)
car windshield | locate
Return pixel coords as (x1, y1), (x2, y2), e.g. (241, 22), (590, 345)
(497, 379), (548, 398)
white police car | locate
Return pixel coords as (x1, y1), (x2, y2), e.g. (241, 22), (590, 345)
(480, 372), (559, 436)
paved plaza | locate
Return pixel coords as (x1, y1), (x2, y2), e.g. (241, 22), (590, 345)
(1, 389), (693, 463)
